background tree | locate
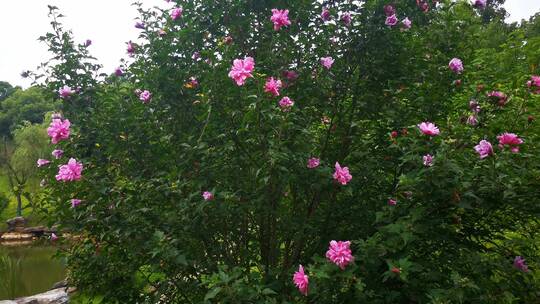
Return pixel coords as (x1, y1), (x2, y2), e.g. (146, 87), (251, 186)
(1, 122), (49, 217)
(0, 87), (59, 138)
(0, 81), (16, 103)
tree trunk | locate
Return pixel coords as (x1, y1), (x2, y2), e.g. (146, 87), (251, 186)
(16, 192), (22, 217)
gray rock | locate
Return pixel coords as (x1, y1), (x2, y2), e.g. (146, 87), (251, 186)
(9, 288), (68, 304)
(6, 217), (26, 233)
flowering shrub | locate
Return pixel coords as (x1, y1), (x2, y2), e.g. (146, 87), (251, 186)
(35, 1), (540, 303)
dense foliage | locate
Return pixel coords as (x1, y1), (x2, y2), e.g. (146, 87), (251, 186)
(36, 1), (539, 303)
(0, 86), (58, 138)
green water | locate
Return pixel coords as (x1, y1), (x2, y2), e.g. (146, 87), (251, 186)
(0, 244), (66, 300)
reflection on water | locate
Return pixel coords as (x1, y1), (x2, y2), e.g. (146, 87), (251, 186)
(0, 243), (66, 300)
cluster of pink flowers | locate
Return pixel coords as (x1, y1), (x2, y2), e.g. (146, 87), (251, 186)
(449, 58), (464, 74)
(270, 9), (291, 31)
(487, 91), (508, 106)
(293, 240), (354, 296)
(384, 5), (411, 30)
(228, 57), (255, 86)
(56, 158), (83, 182)
(47, 118), (71, 144)
(333, 162), (352, 185)
(527, 75), (540, 94)
(497, 133), (523, 153)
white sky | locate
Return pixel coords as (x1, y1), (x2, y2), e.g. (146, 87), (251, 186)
(0, 0), (539, 88)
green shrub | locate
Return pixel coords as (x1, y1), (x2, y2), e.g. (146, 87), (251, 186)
(36, 1), (539, 303)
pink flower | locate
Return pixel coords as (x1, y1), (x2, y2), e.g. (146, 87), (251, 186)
(114, 67), (124, 76)
(341, 12), (352, 26)
(282, 70), (299, 81)
(417, 0), (430, 12)
(473, 0), (487, 9)
(50, 233), (58, 241)
(497, 133), (523, 153)
(264, 77), (282, 97)
(58, 85), (74, 99)
(158, 29), (167, 36)
(37, 159), (51, 167)
(293, 265), (309, 296)
(418, 122), (440, 136)
(333, 162), (352, 185)
(401, 17), (412, 30)
(52, 149), (64, 159)
(71, 199), (82, 208)
(228, 57), (255, 86)
(47, 118), (71, 144)
(320, 57), (334, 69)
(278, 96), (294, 111)
(513, 256), (529, 272)
(469, 100), (481, 113)
(385, 14), (398, 26)
(466, 115), (478, 126)
(474, 140), (493, 159)
(170, 7), (183, 20)
(388, 198), (397, 206)
(423, 154), (434, 167)
(307, 157), (320, 169)
(384, 5), (396, 16)
(270, 9), (291, 31)
(202, 191), (214, 201)
(56, 158), (83, 182)
(135, 22), (145, 29)
(528, 75), (540, 94)
(487, 91), (508, 106)
(127, 41), (135, 56)
(321, 8), (331, 21)
(326, 240), (354, 269)
(139, 90), (152, 103)
(449, 58), (464, 74)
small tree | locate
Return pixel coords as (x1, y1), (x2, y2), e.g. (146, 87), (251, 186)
(1, 122), (48, 217)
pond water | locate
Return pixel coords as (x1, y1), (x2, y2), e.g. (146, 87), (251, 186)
(0, 243), (66, 300)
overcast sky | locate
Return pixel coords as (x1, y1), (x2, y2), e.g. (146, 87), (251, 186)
(0, 0), (539, 88)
